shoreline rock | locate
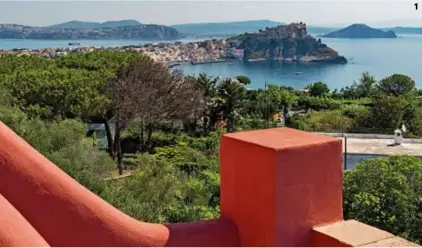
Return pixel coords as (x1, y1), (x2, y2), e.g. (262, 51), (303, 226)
(228, 22), (347, 64)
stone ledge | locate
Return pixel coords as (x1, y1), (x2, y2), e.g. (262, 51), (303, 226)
(360, 236), (420, 247)
(311, 220), (394, 247)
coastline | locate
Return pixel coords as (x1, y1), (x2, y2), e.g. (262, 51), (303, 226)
(0, 35), (347, 65)
(0, 23), (349, 65)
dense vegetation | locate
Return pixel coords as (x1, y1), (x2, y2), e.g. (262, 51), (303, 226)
(0, 52), (421, 243)
(0, 23), (181, 40)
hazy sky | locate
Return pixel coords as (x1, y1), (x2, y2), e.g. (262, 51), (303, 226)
(0, 1), (421, 27)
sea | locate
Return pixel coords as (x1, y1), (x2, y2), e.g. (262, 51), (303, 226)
(1, 34), (422, 90)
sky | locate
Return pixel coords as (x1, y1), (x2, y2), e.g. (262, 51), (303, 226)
(0, 1), (421, 27)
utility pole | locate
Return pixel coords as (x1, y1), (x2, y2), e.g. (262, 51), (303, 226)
(344, 136), (348, 170)
(341, 99), (347, 170)
(265, 81), (269, 128)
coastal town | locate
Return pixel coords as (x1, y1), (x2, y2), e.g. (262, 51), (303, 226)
(0, 39), (245, 66)
(0, 23), (348, 64)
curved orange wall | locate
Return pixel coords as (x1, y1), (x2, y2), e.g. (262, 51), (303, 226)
(0, 194), (49, 247)
(0, 121), (239, 247)
(0, 121), (347, 247)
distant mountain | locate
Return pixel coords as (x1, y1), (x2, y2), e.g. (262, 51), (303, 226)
(306, 26), (337, 35)
(47, 20), (422, 37)
(381, 27), (422, 34)
(0, 23), (182, 40)
(48, 20), (141, 29)
(322, 24), (397, 38)
(170, 20), (283, 36)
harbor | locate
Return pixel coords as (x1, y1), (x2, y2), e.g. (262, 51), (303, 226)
(0, 38), (245, 66)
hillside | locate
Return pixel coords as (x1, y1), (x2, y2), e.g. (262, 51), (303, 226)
(228, 23), (347, 63)
(171, 20), (283, 36)
(306, 26), (337, 35)
(48, 20), (141, 29)
(0, 23), (182, 40)
(323, 24), (397, 38)
(382, 27), (422, 34)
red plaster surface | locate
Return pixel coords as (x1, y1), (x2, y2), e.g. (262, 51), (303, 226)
(0, 194), (50, 247)
(220, 128), (343, 247)
(0, 121), (239, 247)
(2, 120), (394, 247)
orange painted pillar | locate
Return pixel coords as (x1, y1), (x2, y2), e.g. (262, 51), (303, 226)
(220, 128), (343, 246)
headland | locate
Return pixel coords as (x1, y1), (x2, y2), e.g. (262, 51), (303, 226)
(0, 23), (347, 65)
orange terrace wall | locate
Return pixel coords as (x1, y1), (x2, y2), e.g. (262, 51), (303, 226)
(0, 121), (418, 247)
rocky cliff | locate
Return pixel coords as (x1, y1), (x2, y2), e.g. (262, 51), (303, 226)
(0, 24), (182, 40)
(228, 23), (347, 63)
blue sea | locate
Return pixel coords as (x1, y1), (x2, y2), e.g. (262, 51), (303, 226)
(0, 38), (206, 50)
(177, 34), (422, 90)
(1, 34), (422, 90)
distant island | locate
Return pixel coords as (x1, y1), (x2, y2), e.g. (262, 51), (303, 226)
(1, 19), (420, 41)
(322, 24), (397, 38)
(382, 27), (422, 35)
(169, 20), (422, 37)
(0, 22), (182, 40)
(228, 23), (347, 63)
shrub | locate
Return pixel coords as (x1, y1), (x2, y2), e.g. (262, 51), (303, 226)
(342, 104), (369, 119)
(309, 110), (354, 132)
(344, 156), (422, 244)
(306, 81), (330, 97)
(285, 114), (315, 131)
(299, 96), (341, 111)
(236, 75), (251, 85)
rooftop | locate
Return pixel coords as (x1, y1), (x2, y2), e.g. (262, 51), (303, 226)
(341, 137), (422, 156)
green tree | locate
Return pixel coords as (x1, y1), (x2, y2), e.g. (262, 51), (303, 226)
(108, 56), (204, 174)
(267, 84), (298, 118)
(216, 78), (247, 132)
(377, 74), (415, 97)
(358, 72), (377, 97)
(340, 72), (376, 99)
(306, 81), (330, 97)
(56, 50), (142, 158)
(368, 95), (407, 130)
(344, 156), (422, 244)
(2, 68), (109, 120)
(192, 73), (219, 135)
(402, 97), (422, 137)
(0, 51), (140, 158)
(236, 75), (251, 85)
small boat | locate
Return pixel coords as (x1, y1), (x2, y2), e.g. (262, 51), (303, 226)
(295, 72), (303, 76)
(68, 42), (81, 46)
(168, 63), (180, 68)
